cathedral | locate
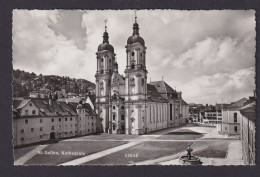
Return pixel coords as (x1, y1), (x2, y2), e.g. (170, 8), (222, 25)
(95, 14), (189, 135)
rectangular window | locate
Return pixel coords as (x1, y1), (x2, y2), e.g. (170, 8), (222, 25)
(40, 135), (43, 139)
(40, 119), (42, 123)
(40, 127), (43, 131)
(92, 123), (94, 126)
(51, 118), (54, 122)
(51, 126), (55, 130)
(21, 137), (24, 141)
(21, 129), (24, 133)
(25, 119), (29, 124)
(70, 117), (72, 121)
(65, 118), (67, 121)
(32, 110), (36, 115)
(29, 103), (32, 106)
(59, 118), (61, 122)
(31, 128), (34, 132)
(65, 132), (67, 135)
(25, 110), (28, 115)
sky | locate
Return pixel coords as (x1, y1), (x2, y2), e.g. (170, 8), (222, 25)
(12, 10), (256, 104)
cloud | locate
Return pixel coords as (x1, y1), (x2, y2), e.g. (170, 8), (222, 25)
(12, 10), (256, 104)
(172, 67), (255, 104)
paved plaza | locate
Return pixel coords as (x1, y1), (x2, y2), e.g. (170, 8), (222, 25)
(14, 124), (244, 166)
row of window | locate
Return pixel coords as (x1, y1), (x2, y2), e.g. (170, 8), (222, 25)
(24, 117), (76, 124)
(24, 110), (36, 115)
(112, 114), (125, 121)
(21, 123), (95, 133)
(112, 106), (124, 110)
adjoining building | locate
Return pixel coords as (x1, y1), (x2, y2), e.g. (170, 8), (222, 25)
(95, 15), (189, 135)
(240, 100), (256, 165)
(221, 98), (248, 136)
(12, 97), (97, 147)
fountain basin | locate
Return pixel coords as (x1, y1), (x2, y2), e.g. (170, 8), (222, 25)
(179, 155), (203, 165)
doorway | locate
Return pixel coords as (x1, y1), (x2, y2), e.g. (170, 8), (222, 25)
(50, 132), (55, 139)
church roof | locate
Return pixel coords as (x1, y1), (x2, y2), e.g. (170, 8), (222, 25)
(147, 84), (168, 103)
(150, 81), (176, 94)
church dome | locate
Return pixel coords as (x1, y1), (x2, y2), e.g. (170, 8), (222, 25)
(127, 35), (145, 46)
(127, 21), (145, 46)
(98, 31), (114, 53)
(98, 43), (114, 53)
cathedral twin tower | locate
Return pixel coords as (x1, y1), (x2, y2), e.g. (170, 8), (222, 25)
(95, 14), (188, 135)
(95, 14), (148, 135)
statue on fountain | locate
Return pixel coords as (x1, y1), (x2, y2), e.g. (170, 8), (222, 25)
(179, 143), (202, 165)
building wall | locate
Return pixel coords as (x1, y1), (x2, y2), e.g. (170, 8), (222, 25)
(13, 115), (77, 146)
(145, 102), (168, 133)
(221, 110), (241, 135)
(13, 112), (97, 146)
(241, 115), (255, 165)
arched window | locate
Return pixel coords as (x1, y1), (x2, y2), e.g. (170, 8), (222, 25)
(113, 114), (116, 120)
(113, 124), (116, 130)
(141, 78), (145, 86)
(130, 78), (135, 85)
(131, 63), (135, 69)
(170, 103), (173, 121)
(121, 125), (125, 131)
(234, 113), (237, 122)
(113, 93), (117, 99)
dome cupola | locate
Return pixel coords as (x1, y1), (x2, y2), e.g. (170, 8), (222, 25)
(98, 19), (114, 53)
(127, 11), (145, 46)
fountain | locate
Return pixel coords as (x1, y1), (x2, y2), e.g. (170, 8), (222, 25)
(179, 144), (202, 165)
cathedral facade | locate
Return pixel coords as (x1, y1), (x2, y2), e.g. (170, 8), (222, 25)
(95, 17), (189, 135)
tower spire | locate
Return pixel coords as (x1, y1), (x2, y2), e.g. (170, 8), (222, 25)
(134, 10), (137, 23)
(104, 19), (107, 32)
(103, 19), (109, 43)
(132, 10), (139, 35)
